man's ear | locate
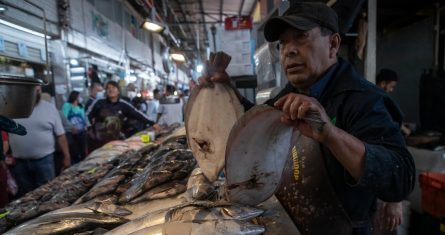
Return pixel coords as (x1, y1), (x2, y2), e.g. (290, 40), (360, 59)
(329, 33), (341, 58)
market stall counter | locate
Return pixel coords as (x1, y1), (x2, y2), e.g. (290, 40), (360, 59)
(0, 125), (300, 234)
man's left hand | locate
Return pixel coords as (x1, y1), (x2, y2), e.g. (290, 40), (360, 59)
(152, 124), (162, 132)
(274, 93), (333, 143)
(383, 202), (402, 231)
(62, 156), (71, 170)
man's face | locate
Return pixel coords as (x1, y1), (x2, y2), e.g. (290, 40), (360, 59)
(92, 84), (103, 97)
(106, 84), (119, 99)
(278, 27), (333, 90)
(379, 81), (397, 93)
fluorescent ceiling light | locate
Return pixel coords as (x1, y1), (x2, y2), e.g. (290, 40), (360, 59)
(170, 53), (186, 62)
(70, 59), (79, 66)
(196, 64), (203, 73)
(0, 19), (51, 39)
(70, 76), (84, 81)
(0, 6), (7, 12)
(142, 21), (164, 33)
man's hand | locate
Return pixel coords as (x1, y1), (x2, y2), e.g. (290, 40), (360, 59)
(274, 93), (333, 143)
(152, 124), (162, 132)
(72, 128), (78, 135)
(198, 51), (232, 87)
(62, 155), (71, 170)
(383, 202), (402, 231)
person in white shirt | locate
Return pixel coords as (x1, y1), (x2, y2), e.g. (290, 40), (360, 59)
(157, 85), (183, 126)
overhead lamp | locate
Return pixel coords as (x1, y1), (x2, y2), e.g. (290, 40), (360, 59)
(196, 64), (203, 73)
(141, 20), (164, 33)
(141, 5), (164, 33)
(0, 6), (7, 13)
(170, 52), (186, 63)
(69, 58), (79, 66)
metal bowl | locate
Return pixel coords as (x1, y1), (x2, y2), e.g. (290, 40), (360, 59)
(0, 75), (43, 118)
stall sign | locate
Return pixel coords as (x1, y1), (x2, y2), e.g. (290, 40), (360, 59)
(225, 16), (253, 30)
(18, 42), (28, 57)
(92, 11), (109, 39)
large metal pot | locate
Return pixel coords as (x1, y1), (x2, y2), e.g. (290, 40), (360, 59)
(0, 0), (49, 119)
(0, 75), (43, 118)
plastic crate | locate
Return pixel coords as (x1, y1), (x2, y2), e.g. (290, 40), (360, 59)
(419, 172), (445, 218)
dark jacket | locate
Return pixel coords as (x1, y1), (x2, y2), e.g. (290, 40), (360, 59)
(86, 98), (155, 142)
(246, 58), (415, 223)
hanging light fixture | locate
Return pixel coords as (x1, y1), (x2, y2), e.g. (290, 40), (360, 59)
(170, 52), (186, 63)
(141, 20), (164, 32)
(141, 3), (165, 33)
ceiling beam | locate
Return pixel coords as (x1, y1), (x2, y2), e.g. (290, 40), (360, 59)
(219, 0), (224, 22)
(173, 0), (196, 43)
(198, 0), (209, 47)
(168, 21), (224, 25)
(238, 0), (245, 16)
(249, 0), (258, 16)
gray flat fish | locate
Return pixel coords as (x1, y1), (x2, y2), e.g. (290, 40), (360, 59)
(185, 83), (244, 182)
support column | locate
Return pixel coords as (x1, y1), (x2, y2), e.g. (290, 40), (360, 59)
(365, 0), (376, 83)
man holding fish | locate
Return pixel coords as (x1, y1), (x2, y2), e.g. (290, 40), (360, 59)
(199, 2), (415, 234)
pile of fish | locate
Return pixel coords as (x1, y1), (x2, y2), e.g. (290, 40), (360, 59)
(1, 124), (272, 234)
(0, 125), (190, 232)
(106, 201), (265, 235)
(0, 159), (114, 232)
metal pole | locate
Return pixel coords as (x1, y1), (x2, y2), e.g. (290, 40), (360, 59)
(365, 0), (376, 84)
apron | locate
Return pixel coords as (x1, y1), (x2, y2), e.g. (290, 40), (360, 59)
(275, 130), (353, 235)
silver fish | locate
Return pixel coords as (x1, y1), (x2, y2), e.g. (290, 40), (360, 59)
(5, 212), (128, 235)
(130, 180), (187, 204)
(186, 168), (215, 200)
(128, 220), (265, 235)
(106, 202), (263, 235)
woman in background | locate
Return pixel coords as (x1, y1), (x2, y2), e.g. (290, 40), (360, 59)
(62, 91), (87, 164)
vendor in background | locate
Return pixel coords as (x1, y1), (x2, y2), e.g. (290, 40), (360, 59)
(376, 68), (412, 137)
(86, 81), (160, 151)
(146, 89), (160, 123)
(62, 91), (87, 164)
(157, 85), (183, 126)
(0, 131), (10, 206)
(374, 68), (412, 234)
(9, 86), (70, 197)
(200, 2), (415, 234)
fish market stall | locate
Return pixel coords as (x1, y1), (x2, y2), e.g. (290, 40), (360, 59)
(0, 124), (300, 234)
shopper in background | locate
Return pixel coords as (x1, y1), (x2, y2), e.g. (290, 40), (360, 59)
(0, 131), (10, 206)
(84, 82), (104, 112)
(157, 84), (183, 126)
(88, 65), (101, 85)
(9, 86), (70, 197)
(87, 81), (160, 151)
(199, 2), (415, 234)
(62, 91), (87, 164)
(146, 88), (160, 123)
